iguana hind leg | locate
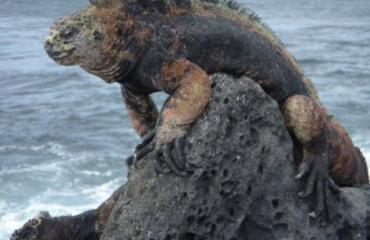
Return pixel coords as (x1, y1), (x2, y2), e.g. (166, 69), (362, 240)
(282, 95), (340, 221)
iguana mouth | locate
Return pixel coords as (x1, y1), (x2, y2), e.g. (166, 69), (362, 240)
(46, 47), (76, 60)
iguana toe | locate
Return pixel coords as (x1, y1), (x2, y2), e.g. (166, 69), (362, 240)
(133, 142), (155, 168)
(135, 130), (156, 153)
(296, 151), (340, 224)
(174, 137), (186, 169)
(160, 139), (186, 176)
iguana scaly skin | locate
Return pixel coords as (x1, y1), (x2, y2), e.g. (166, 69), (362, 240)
(44, 0), (369, 220)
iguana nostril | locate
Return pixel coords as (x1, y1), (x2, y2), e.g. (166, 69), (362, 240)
(44, 40), (53, 50)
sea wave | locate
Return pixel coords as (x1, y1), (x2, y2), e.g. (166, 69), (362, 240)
(0, 179), (124, 240)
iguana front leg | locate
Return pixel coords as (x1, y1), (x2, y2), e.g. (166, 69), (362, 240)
(134, 60), (211, 174)
(121, 85), (159, 166)
(121, 85), (159, 137)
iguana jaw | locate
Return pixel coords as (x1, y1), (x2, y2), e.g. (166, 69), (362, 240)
(44, 8), (98, 67)
(44, 34), (77, 66)
(44, 20), (81, 66)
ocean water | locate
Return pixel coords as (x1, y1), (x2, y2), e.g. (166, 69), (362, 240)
(0, 0), (369, 238)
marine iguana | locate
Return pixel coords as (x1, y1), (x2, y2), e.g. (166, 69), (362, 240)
(44, 0), (369, 220)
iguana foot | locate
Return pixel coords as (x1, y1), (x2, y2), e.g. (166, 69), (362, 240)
(295, 151), (341, 224)
(133, 128), (187, 176)
(125, 130), (156, 168)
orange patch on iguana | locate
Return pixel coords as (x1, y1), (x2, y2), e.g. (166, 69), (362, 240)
(160, 60), (189, 92)
(283, 95), (325, 145)
(85, 2), (150, 82)
(327, 117), (368, 186)
(90, 1), (149, 54)
(159, 60), (211, 129)
(167, 6), (189, 16)
(91, 3), (134, 54)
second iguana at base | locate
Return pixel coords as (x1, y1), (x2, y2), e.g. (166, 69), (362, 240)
(43, 0), (369, 221)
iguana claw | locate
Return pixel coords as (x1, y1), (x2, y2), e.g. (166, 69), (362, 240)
(133, 129), (187, 176)
(296, 151), (341, 223)
(135, 129), (156, 153)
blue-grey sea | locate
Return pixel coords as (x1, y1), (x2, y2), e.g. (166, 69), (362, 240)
(0, 0), (369, 238)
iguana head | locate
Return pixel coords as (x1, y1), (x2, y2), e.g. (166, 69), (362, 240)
(44, 8), (97, 66)
(44, 1), (148, 83)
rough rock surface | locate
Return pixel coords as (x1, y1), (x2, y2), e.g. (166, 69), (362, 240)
(11, 74), (370, 240)
(100, 74), (370, 240)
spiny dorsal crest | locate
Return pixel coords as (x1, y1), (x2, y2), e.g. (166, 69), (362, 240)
(89, 0), (259, 20)
(88, 0), (261, 24)
(87, 0), (286, 60)
(89, 0), (190, 11)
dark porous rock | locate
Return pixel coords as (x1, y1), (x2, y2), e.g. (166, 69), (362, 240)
(12, 74), (370, 240)
(101, 74), (370, 240)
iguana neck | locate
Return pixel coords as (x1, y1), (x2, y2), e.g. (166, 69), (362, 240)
(80, 19), (151, 84)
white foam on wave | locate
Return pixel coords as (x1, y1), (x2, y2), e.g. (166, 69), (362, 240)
(80, 169), (114, 177)
(0, 142), (67, 157)
(2, 160), (65, 175)
(0, 179), (123, 240)
(0, 139), (126, 239)
(0, 141), (97, 176)
(0, 144), (46, 152)
(81, 178), (125, 200)
(0, 142), (95, 161)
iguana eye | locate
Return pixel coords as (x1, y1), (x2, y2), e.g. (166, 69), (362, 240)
(60, 27), (78, 39)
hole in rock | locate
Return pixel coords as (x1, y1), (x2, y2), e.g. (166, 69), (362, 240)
(274, 212), (284, 220)
(197, 215), (207, 225)
(229, 207), (235, 217)
(258, 165), (264, 175)
(246, 185), (252, 196)
(272, 199), (279, 209)
(274, 223), (288, 232)
(182, 192), (188, 199)
(250, 128), (259, 143)
(187, 216), (195, 225)
(223, 169), (229, 178)
(217, 217), (225, 224)
(179, 233), (196, 240)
